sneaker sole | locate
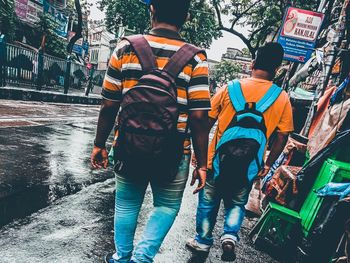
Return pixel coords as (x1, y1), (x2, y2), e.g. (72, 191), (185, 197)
(185, 243), (210, 254)
(221, 251), (236, 261)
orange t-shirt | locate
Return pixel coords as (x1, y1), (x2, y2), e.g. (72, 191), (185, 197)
(208, 77), (294, 169)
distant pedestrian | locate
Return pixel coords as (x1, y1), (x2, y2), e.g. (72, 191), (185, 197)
(186, 43), (294, 261)
(90, 0), (211, 262)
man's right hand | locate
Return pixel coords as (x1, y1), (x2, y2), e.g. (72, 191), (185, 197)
(91, 146), (109, 169)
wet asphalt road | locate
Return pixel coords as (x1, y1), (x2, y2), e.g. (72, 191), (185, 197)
(0, 100), (279, 263)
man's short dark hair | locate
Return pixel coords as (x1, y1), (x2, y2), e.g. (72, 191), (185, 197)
(253, 42), (284, 74)
(151, 0), (191, 28)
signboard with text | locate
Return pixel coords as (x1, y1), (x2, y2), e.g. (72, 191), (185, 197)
(44, 1), (68, 38)
(15, 0), (43, 25)
(26, 0), (42, 24)
(68, 31), (84, 56)
(278, 7), (324, 63)
(15, 0), (28, 20)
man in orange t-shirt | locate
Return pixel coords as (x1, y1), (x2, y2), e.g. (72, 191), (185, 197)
(187, 43), (294, 261)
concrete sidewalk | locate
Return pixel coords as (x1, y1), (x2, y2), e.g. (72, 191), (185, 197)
(0, 86), (102, 105)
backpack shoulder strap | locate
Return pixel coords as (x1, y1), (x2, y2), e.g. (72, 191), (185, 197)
(123, 35), (157, 72)
(256, 84), (282, 113)
(228, 79), (246, 112)
(163, 44), (203, 78)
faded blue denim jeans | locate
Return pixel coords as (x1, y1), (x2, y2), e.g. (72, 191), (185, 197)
(112, 154), (190, 263)
(195, 177), (252, 245)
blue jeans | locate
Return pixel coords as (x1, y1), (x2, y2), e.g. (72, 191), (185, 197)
(112, 155), (190, 263)
(195, 177), (252, 245)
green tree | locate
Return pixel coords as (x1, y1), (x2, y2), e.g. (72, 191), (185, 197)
(241, 48), (251, 57)
(181, 0), (221, 48)
(36, 14), (67, 58)
(0, 0), (18, 40)
(99, 0), (221, 48)
(213, 60), (241, 85)
(211, 0), (319, 58)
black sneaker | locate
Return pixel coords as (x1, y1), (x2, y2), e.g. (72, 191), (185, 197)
(221, 240), (236, 261)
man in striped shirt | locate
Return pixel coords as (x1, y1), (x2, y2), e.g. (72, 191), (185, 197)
(90, 0), (211, 262)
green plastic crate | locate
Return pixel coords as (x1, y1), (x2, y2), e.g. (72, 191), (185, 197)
(250, 158), (350, 247)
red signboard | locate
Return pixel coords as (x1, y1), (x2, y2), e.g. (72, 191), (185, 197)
(280, 7), (324, 43)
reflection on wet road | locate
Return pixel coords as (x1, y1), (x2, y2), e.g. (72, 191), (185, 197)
(0, 101), (112, 225)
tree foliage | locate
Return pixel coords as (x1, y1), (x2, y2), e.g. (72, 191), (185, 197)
(181, 0), (221, 48)
(0, 0), (18, 40)
(213, 60), (242, 85)
(211, 0), (319, 58)
(101, 0), (148, 35)
(36, 14), (67, 58)
(99, 0), (221, 48)
(241, 47), (251, 57)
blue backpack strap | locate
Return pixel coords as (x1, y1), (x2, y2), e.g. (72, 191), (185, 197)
(256, 84), (282, 113)
(228, 80), (246, 112)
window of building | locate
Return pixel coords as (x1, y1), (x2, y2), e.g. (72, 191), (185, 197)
(92, 32), (102, 41)
(90, 49), (99, 63)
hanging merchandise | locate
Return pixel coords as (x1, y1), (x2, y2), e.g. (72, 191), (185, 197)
(307, 97), (350, 158)
(307, 85), (337, 136)
(330, 74), (350, 105)
(302, 0), (350, 137)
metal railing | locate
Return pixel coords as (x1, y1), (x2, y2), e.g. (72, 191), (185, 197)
(70, 61), (88, 89)
(93, 70), (106, 87)
(5, 43), (38, 87)
(0, 41), (102, 95)
(42, 54), (67, 88)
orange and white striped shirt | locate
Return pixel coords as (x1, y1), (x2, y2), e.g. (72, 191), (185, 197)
(102, 28), (211, 154)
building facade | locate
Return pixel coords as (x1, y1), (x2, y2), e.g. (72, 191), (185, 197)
(221, 47), (252, 79)
(88, 21), (115, 71)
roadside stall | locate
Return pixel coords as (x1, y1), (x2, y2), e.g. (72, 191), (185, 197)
(250, 1), (350, 262)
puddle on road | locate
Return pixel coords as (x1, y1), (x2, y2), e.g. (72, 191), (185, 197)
(0, 181), (106, 226)
(0, 121), (114, 227)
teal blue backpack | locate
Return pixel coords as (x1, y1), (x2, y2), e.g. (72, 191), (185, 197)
(212, 80), (282, 191)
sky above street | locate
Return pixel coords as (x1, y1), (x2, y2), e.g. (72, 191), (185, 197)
(89, 1), (249, 61)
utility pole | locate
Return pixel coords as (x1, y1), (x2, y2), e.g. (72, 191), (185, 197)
(36, 30), (47, 91)
(0, 34), (6, 87)
(64, 0), (83, 94)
